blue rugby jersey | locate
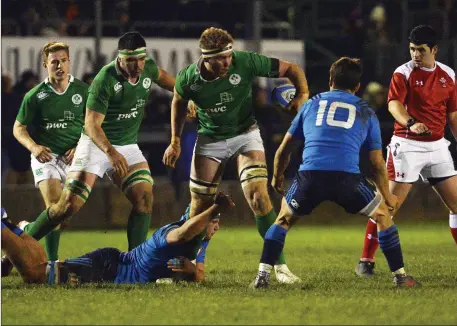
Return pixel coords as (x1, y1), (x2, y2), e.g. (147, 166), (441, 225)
(288, 90), (382, 173)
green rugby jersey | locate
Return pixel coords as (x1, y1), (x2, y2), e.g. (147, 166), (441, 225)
(86, 57), (159, 145)
(175, 51), (279, 140)
(16, 75), (88, 155)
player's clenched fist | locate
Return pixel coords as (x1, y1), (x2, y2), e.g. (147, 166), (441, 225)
(163, 142), (181, 168)
(214, 192), (235, 212)
(63, 147), (76, 165)
(284, 93), (308, 115)
(271, 174), (285, 195)
(31, 144), (53, 163)
(107, 148), (128, 178)
(409, 122), (430, 136)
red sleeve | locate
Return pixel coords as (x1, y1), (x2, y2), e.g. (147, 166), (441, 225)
(447, 84), (457, 113)
(388, 72), (408, 104)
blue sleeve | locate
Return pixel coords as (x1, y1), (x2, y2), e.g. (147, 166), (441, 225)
(287, 101), (309, 140)
(362, 113), (382, 151)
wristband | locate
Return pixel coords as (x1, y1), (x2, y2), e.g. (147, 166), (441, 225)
(406, 118), (416, 130)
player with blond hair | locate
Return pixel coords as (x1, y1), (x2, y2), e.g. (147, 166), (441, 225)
(163, 27), (310, 283)
(9, 41), (89, 265)
(14, 32), (176, 260)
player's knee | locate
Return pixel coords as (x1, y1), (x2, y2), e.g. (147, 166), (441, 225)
(131, 190), (153, 214)
(248, 190), (270, 215)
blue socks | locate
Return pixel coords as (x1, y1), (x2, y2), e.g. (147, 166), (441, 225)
(378, 225), (404, 272)
(1, 220), (24, 237)
(260, 224), (288, 266)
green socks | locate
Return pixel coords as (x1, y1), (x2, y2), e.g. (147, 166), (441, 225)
(44, 229), (61, 261)
(127, 211), (151, 250)
(255, 209), (286, 265)
(24, 209), (60, 241)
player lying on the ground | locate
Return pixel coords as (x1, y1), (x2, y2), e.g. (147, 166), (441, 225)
(250, 57), (420, 289)
(1, 193), (234, 285)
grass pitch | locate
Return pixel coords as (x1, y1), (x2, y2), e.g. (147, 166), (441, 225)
(2, 223), (456, 325)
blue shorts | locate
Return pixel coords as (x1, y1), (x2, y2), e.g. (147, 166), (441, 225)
(285, 170), (382, 216)
(61, 248), (122, 284)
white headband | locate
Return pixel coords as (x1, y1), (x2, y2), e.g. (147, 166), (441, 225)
(200, 43), (233, 58)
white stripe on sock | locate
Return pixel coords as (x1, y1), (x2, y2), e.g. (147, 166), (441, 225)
(450, 214), (457, 228)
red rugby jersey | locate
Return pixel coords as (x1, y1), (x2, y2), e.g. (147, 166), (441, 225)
(388, 60), (457, 141)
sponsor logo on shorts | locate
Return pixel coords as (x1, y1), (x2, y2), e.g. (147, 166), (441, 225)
(229, 74), (241, 85)
(72, 94), (83, 105)
(34, 168), (43, 176)
(396, 172), (405, 178)
(290, 199), (300, 209)
(142, 78), (151, 89)
(114, 82), (123, 92)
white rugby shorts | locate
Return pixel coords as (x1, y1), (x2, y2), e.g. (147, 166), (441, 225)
(69, 134), (147, 178)
(31, 153), (70, 187)
(386, 135), (456, 183)
(193, 126), (265, 163)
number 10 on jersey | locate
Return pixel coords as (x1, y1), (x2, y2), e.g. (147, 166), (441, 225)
(316, 100), (356, 129)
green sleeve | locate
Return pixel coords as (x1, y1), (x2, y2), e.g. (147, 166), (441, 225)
(86, 74), (112, 115)
(174, 69), (191, 100)
(16, 93), (36, 125)
(247, 52), (280, 78)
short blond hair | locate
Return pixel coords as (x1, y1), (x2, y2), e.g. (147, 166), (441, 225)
(42, 41), (70, 63)
(199, 27), (234, 51)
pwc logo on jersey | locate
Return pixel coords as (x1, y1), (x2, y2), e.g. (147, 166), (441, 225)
(117, 99), (145, 120)
(45, 122), (68, 129)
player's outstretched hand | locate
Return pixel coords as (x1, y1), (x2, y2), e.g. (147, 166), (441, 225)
(271, 174), (285, 195)
(63, 147), (76, 165)
(214, 192), (235, 212)
(284, 93), (308, 115)
(32, 144), (53, 163)
(167, 256), (195, 274)
(410, 122), (431, 136)
(163, 143), (181, 168)
(108, 149), (128, 178)
(385, 193), (399, 212)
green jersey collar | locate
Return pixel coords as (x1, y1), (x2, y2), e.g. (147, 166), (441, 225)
(44, 74), (74, 95)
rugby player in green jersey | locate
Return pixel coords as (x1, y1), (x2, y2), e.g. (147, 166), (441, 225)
(11, 42), (88, 263)
(163, 27), (310, 283)
(21, 32), (176, 252)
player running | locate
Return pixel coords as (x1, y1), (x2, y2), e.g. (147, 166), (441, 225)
(355, 25), (457, 277)
(250, 57), (420, 288)
(14, 32), (176, 257)
(12, 41), (88, 262)
(162, 27), (309, 284)
(1, 193), (233, 285)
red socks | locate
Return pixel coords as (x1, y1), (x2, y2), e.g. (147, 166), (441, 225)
(361, 218), (379, 262)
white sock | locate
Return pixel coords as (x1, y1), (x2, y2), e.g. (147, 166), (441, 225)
(450, 213), (457, 228)
(259, 263), (272, 274)
(393, 267), (406, 275)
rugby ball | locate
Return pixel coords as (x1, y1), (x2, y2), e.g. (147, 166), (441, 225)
(272, 84), (296, 109)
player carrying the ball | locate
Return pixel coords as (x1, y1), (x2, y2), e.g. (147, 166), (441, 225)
(163, 27), (310, 284)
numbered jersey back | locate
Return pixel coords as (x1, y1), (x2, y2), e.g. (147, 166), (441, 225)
(288, 90), (382, 173)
